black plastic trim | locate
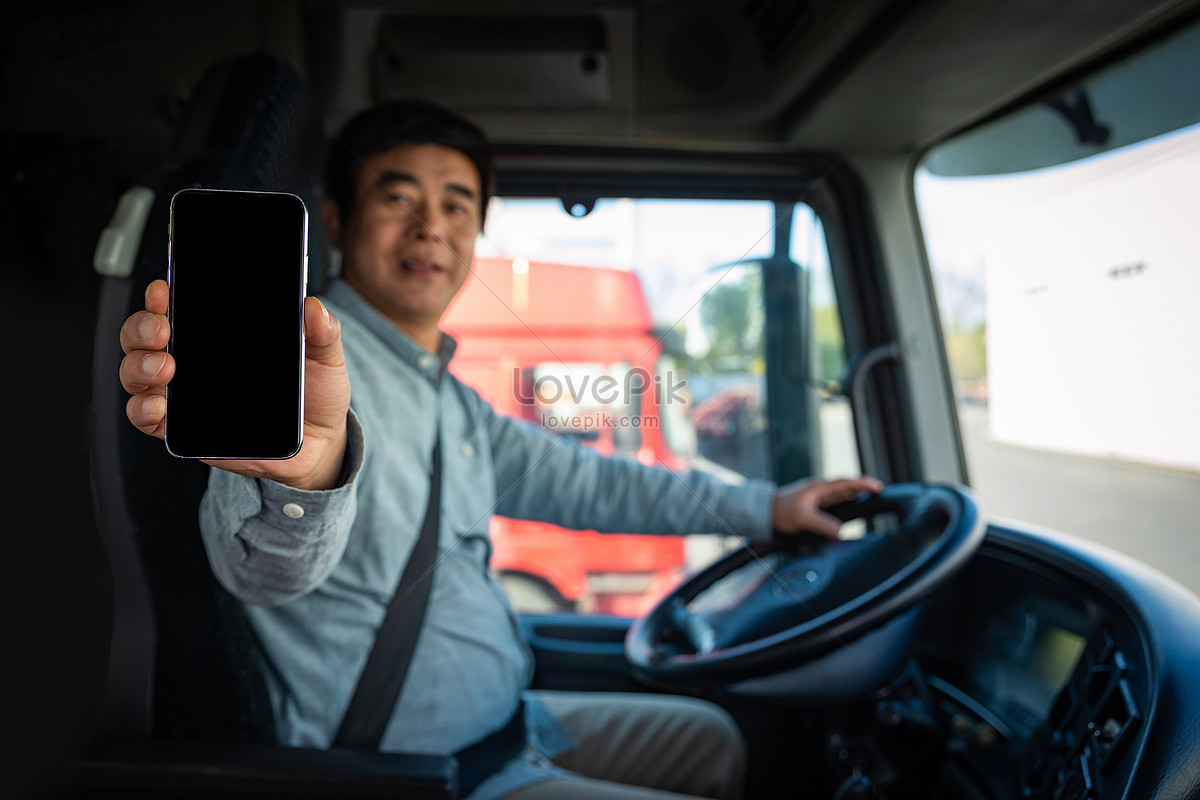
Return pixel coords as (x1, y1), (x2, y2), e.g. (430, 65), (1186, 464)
(777, 0), (931, 136)
(916, 4), (1200, 160)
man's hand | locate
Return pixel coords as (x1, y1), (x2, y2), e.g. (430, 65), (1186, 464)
(120, 279), (352, 490)
(771, 477), (885, 539)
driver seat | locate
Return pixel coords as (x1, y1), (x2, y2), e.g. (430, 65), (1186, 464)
(70, 51), (455, 798)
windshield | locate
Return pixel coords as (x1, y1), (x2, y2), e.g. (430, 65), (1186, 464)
(441, 196), (859, 613)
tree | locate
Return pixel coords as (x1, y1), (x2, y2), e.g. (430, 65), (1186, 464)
(696, 268), (763, 372)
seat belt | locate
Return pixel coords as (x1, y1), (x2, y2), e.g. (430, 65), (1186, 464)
(334, 434), (442, 748)
(332, 432), (529, 796)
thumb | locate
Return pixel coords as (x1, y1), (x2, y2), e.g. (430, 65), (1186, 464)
(304, 297), (343, 363)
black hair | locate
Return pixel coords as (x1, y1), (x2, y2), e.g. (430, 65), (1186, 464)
(323, 100), (494, 227)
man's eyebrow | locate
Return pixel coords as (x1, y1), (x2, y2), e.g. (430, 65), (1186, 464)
(375, 170), (418, 190)
(374, 171), (477, 204)
(445, 182), (477, 202)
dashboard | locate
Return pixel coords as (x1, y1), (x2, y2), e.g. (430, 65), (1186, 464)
(917, 544), (1149, 799)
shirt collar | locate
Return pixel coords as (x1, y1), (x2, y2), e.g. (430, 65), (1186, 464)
(324, 278), (458, 386)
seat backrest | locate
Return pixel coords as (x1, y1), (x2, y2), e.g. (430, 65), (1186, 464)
(90, 52), (325, 744)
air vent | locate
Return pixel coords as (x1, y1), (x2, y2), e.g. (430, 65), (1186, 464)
(1022, 632), (1142, 799)
(737, 0), (812, 68)
(1089, 656), (1141, 774)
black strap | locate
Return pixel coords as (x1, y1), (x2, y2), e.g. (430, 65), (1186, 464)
(455, 701), (527, 798)
(334, 434), (442, 748)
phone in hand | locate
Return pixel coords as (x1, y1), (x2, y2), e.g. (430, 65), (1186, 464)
(165, 188), (308, 459)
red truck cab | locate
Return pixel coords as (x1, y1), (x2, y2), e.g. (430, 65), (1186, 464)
(442, 256), (690, 615)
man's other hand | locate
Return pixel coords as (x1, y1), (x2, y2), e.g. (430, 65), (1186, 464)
(771, 477), (885, 539)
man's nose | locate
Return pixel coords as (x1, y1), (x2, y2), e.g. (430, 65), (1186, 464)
(407, 200), (448, 243)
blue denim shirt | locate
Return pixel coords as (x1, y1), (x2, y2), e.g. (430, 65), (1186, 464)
(198, 278), (776, 798)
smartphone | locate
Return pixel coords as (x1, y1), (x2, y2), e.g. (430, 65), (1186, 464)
(165, 188), (307, 459)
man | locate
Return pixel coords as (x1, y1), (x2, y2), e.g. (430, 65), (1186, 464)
(119, 100), (882, 799)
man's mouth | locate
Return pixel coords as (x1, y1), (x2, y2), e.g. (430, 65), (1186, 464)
(401, 259), (443, 274)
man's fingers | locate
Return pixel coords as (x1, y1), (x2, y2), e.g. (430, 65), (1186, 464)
(772, 475), (885, 538)
(120, 279), (171, 353)
(145, 279), (169, 315)
(120, 281), (171, 438)
(806, 477), (884, 537)
(817, 477), (884, 506)
(126, 392), (166, 439)
(120, 349), (175, 394)
(120, 309), (171, 354)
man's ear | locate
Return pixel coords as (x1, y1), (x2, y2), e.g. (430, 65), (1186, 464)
(322, 199), (343, 251)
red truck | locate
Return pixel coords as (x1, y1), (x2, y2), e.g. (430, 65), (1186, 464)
(442, 256), (690, 615)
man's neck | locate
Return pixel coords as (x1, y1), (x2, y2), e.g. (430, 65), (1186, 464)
(392, 319), (442, 354)
(336, 275), (444, 353)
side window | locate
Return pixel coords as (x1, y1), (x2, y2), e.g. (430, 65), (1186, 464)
(446, 197), (858, 615)
(919, 121), (1200, 597)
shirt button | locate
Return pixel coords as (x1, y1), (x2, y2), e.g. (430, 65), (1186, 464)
(418, 354), (436, 370)
(282, 502), (305, 519)
(461, 442), (475, 458)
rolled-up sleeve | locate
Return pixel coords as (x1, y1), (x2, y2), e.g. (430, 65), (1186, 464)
(485, 408), (776, 544)
(199, 409), (366, 606)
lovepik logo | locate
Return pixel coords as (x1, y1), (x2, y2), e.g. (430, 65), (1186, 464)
(513, 367), (688, 407)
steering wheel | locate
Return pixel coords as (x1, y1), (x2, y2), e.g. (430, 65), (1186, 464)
(625, 483), (984, 686)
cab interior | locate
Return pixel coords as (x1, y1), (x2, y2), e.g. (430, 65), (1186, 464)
(8, 1), (1200, 799)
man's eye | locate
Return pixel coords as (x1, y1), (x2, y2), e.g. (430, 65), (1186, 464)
(390, 193), (410, 204)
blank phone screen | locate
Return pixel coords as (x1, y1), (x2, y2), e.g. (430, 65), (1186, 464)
(166, 189), (307, 459)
